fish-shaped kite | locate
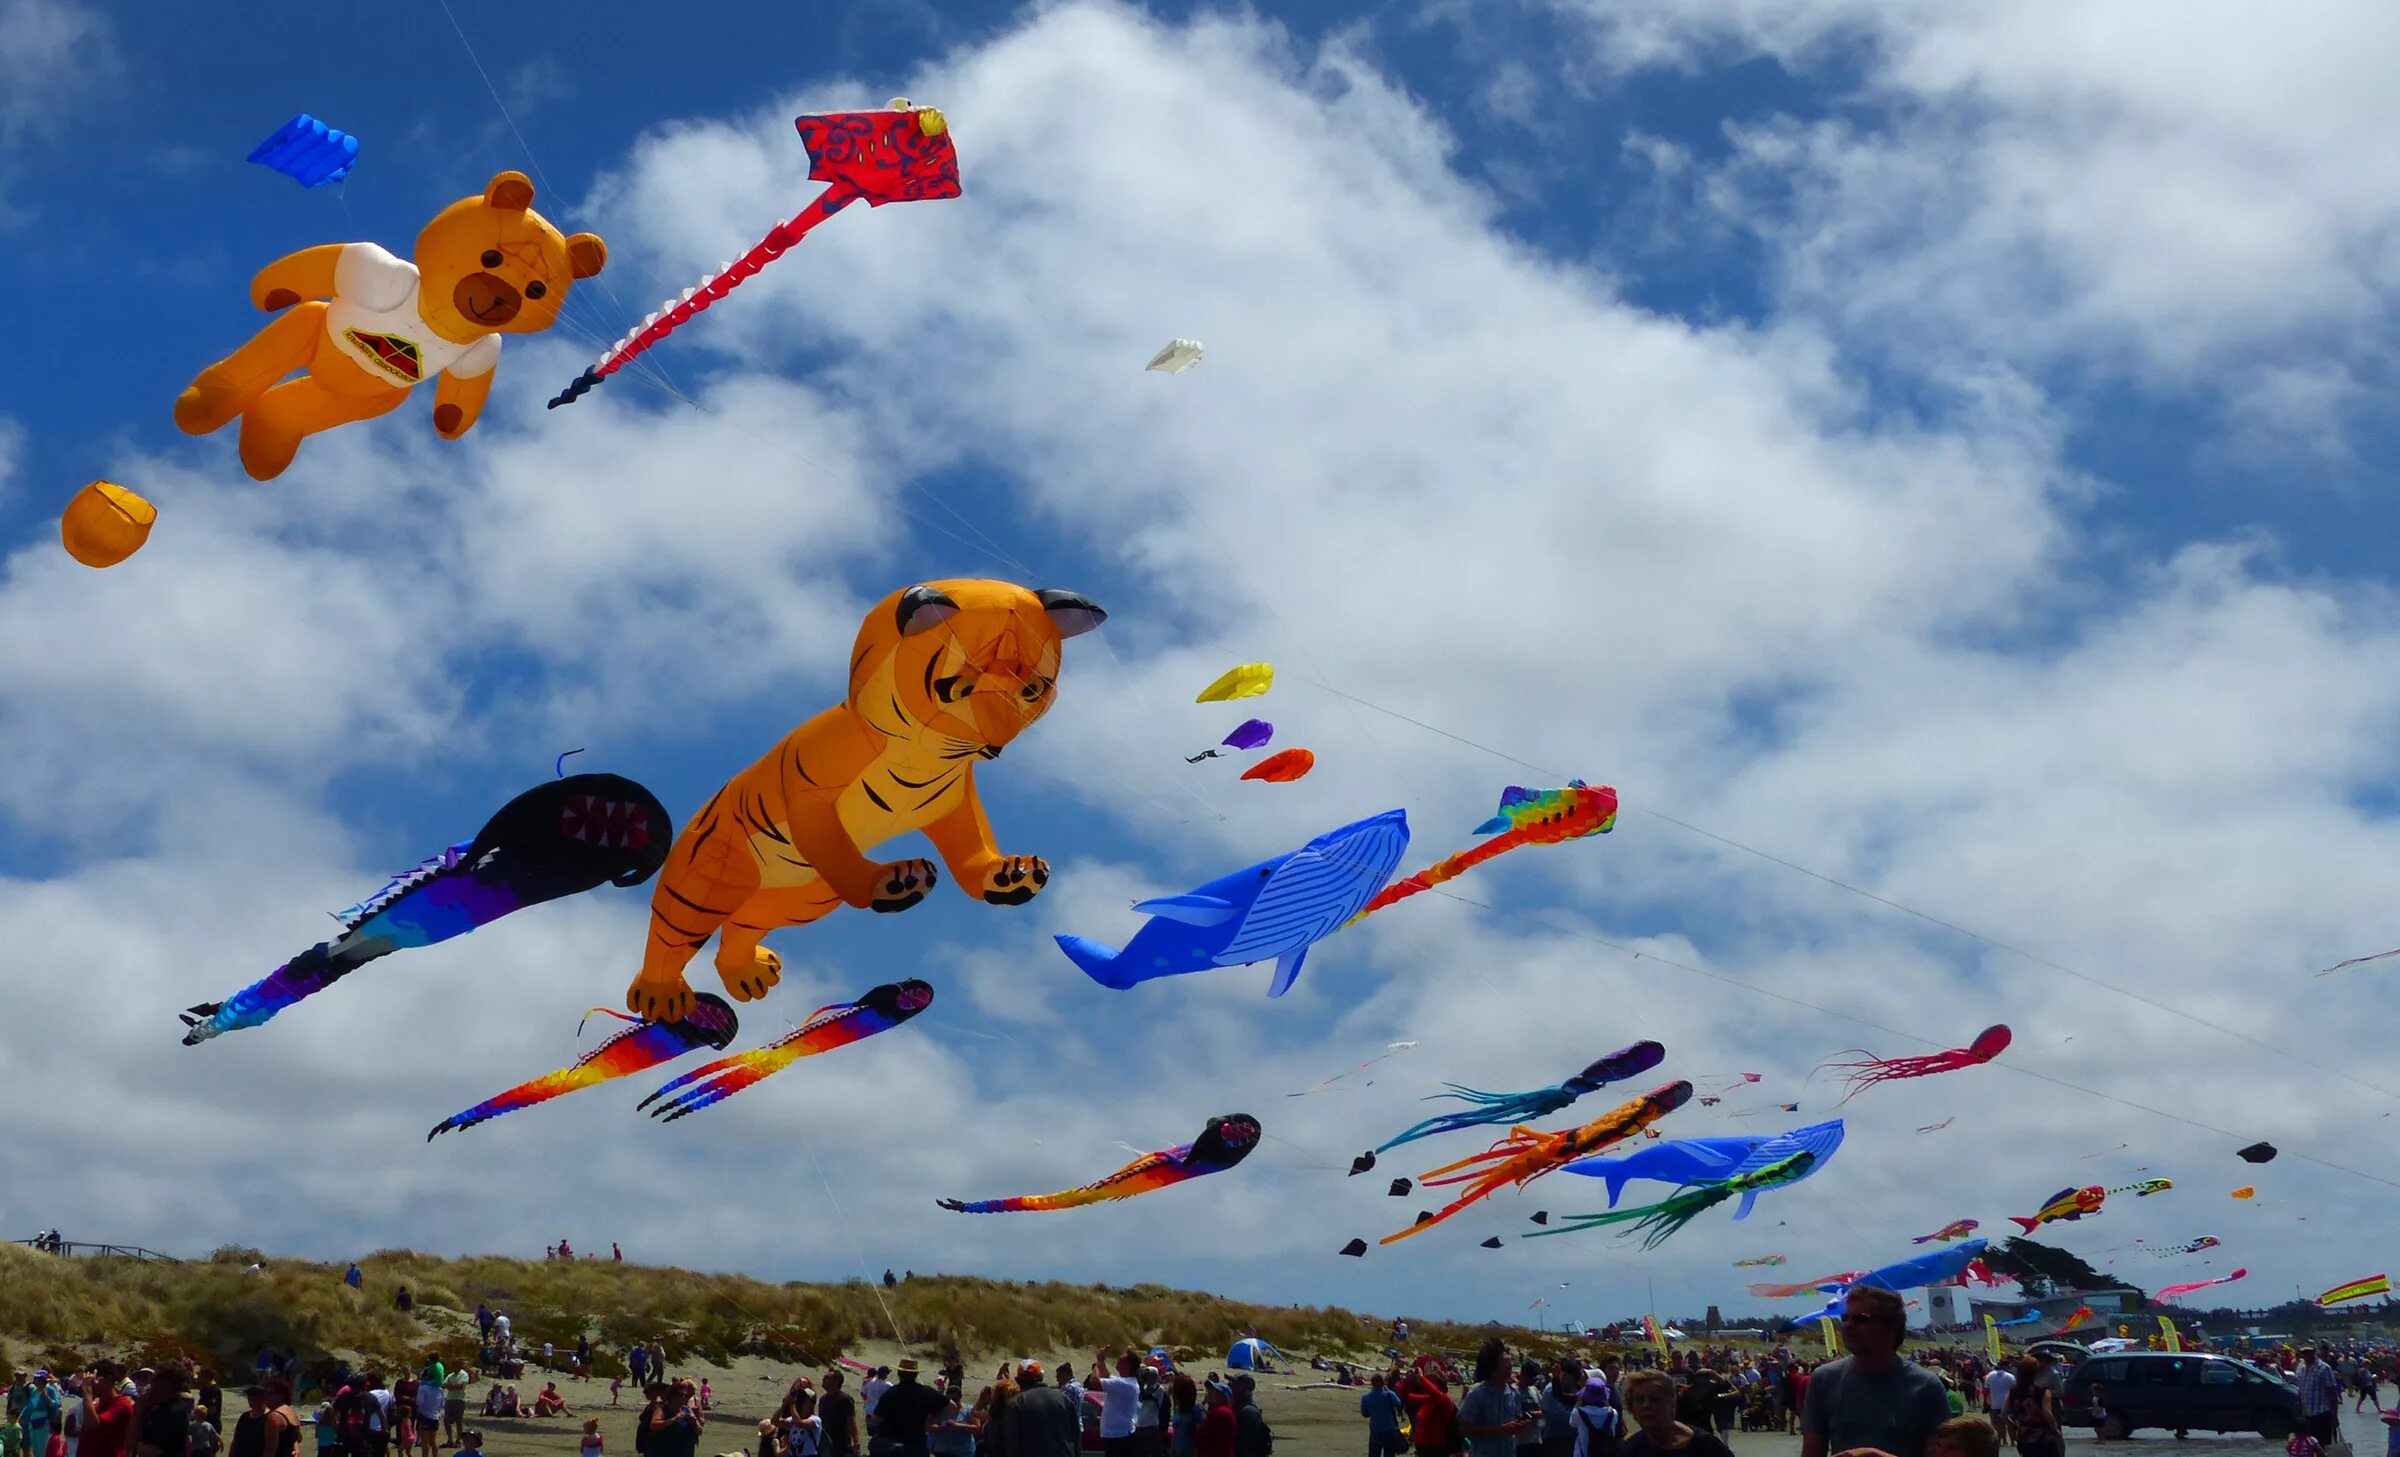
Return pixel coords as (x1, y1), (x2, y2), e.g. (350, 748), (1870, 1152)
(2157, 1269), (2248, 1303)
(428, 996), (739, 1139)
(1188, 719), (1273, 762)
(181, 774), (670, 1045)
(1195, 663), (1274, 703)
(1362, 1042), (1666, 1160)
(638, 980), (933, 1121)
(938, 1113), (1259, 1212)
(1777, 1241), (1991, 1325)
(1529, 1152), (1819, 1250)
(1241, 748), (1316, 783)
(2110, 1178), (2172, 1198)
(551, 103), (959, 407)
(1734, 1255), (1788, 1267)
(1057, 809), (1410, 996)
(1349, 782), (1615, 928)
(1816, 1025), (2010, 1105)
(2143, 1236), (2220, 1256)
(1568, 1120), (1844, 1221)
(1379, 1080), (1692, 1246)
(2010, 1185), (2105, 1232)
(1913, 1218), (1980, 1244)
(2317, 1274), (2390, 1307)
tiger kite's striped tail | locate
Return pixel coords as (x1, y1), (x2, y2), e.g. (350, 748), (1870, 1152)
(638, 980), (933, 1122)
(428, 997), (740, 1139)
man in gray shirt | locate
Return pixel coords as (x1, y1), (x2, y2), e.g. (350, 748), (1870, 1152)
(1000, 1363), (1082, 1457)
(1799, 1287), (1953, 1457)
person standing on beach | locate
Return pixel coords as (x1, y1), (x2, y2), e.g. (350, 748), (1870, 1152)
(1460, 1343), (1534, 1457)
(870, 1362), (944, 1457)
(1000, 1365), (1078, 1457)
(78, 1371), (131, 1457)
(2296, 1349), (2343, 1448)
(1096, 1353), (1144, 1457)
(815, 1375), (857, 1457)
(1798, 1288), (1950, 1457)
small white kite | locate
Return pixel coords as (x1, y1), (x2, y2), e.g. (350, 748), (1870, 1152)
(1146, 338), (1205, 374)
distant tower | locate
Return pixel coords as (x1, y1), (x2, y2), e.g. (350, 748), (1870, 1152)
(1925, 1287), (1960, 1326)
(1706, 1305), (1724, 1332)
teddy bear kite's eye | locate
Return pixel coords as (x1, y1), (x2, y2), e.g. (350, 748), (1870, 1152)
(525, 280), (547, 300)
(481, 249), (503, 268)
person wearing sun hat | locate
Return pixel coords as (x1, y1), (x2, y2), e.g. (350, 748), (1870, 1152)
(870, 1361), (944, 1457)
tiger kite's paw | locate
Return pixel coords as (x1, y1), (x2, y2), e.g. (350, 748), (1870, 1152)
(869, 858), (938, 913)
(626, 972), (696, 1025)
(978, 854), (1049, 906)
(715, 946), (783, 1003)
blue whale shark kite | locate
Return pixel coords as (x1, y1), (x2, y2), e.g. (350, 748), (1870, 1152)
(1056, 809), (1411, 996)
(1780, 1238), (1990, 1327)
(1567, 1118), (1845, 1220)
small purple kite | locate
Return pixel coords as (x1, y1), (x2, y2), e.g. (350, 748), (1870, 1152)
(1187, 718), (1274, 763)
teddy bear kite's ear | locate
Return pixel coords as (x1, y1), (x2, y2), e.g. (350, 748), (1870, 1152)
(565, 234), (607, 280)
(484, 171), (536, 212)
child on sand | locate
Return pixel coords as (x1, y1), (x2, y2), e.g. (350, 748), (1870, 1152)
(579, 1418), (603, 1457)
(610, 1380), (622, 1409)
(699, 1383), (712, 1414)
(1930, 1416), (1999, 1457)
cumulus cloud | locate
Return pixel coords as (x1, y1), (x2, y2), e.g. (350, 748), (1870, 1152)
(4, 0), (2399, 1326)
(1544, 0), (2400, 448)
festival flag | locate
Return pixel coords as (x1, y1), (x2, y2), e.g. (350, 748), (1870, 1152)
(1984, 1314), (2001, 1362)
(2318, 1275), (2392, 1307)
(2159, 1315), (2182, 1353)
(1820, 1316), (1838, 1356)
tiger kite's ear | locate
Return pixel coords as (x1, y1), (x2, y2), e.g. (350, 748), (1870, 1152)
(896, 585), (962, 636)
(1035, 588), (1106, 639)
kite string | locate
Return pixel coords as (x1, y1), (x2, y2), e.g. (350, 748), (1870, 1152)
(431, 0), (688, 400)
(1286, 674), (2400, 1107)
(1411, 883), (2400, 1194)
(789, 1119), (905, 1342)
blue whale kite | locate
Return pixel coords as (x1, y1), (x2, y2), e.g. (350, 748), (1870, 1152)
(1780, 1238), (1990, 1327)
(1056, 809), (1410, 996)
(1567, 1119), (1845, 1219)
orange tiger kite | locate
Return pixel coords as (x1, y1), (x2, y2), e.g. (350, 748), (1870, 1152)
(627, 580), (1105, 1023)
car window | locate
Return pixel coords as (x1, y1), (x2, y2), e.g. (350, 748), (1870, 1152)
(2200, 1364), (2240, 1386)
(2089, 1361), (2129, 1384)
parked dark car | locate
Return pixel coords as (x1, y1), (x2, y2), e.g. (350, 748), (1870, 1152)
(2060, 1351), (2300, 1439)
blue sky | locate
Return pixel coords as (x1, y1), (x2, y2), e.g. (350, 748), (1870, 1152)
(6, 0), (2400, 1333)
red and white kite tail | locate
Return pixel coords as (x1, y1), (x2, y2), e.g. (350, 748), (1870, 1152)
(548, 186), (862, 408)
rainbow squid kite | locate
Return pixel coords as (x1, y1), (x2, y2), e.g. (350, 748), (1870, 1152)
(938, 1113), (1260, 1213)
(182, 774), (669, 1045)
(1352, 1041), (1665, 1171)
(1380, 1080), (1692, 1246)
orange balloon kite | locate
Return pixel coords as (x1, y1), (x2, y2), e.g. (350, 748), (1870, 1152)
(1242, 748), (1315, 783)
(61, 481), (157, 567)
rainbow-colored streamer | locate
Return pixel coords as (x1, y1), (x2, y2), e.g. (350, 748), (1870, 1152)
(427, 997), (740, 1140)
(638, 980), (932, 1122)
(939, 1114), (1259, 1213)
(1348, 781), (1617, 927)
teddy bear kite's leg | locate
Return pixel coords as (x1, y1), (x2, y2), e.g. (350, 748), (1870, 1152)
(237, 374), (406, 482)
(175, 302), (328, 439)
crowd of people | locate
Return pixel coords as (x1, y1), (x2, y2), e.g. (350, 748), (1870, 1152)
(1349, 1291), (2400, 1457)
(723, 1347), (1273, 1457)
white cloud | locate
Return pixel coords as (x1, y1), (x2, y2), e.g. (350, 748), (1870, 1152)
(0, 0), (113, 150)
(5, 0), (2400, 1328)
(1544, 0), (2400, 413)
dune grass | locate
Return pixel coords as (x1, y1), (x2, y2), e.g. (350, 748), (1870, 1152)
(0, 1243), (1571, 1387)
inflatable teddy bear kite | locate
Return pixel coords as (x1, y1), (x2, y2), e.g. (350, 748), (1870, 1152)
(176, 170), (606, 481)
